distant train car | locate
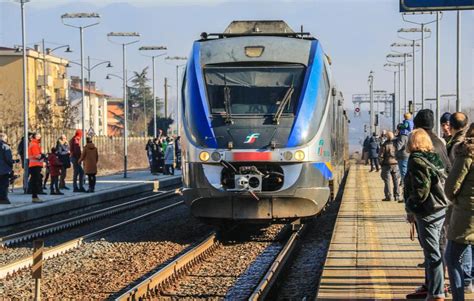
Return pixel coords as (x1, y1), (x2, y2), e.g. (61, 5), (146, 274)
(180, 20), (349, 223)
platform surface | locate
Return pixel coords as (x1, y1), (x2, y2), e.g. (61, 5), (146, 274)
(317, 163), (473, 300)
(0, 170), (181, 227)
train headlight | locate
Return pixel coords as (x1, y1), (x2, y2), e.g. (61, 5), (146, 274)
(211, 151), (221, 161)
(294, 150), (305, 161)
(283, 151), (293, 161)
(199, 151), (210, 162)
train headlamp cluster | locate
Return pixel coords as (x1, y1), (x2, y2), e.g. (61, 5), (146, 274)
(199, 151), (210, 162)
(294, 150), (305, 161)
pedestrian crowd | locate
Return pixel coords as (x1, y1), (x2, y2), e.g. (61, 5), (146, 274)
(145, 129), (181, 176)
(363, 109), (473, 301)
(0, 129), (98, 204)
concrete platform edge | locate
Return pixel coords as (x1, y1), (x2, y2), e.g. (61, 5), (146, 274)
(0, 176), (182, 228)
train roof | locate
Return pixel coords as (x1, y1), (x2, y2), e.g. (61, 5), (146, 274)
(200, 20), (316, 40)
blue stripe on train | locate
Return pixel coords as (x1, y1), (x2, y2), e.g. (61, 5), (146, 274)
(312, 162), (333, 180)
(287, 40), (324, 147)
(187, 42), (217, 148)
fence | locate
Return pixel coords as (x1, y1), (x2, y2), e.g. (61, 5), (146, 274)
(0, 126), (151, 176)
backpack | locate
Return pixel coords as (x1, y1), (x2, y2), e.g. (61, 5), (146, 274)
(409, 157), (450, 214)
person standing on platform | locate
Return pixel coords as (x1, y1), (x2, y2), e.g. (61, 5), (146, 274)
(145, 139), (154, 172)
(400, 112), (414, 136)
(368, 133), (380, 172)
(447, 112), (469, 164)
(79, 137), (98, 193)
(394, 123), (410, 184)
(70, 130), (86, 193)
(29, 133), (45, 203)
(175, 136), (182, 170)
(363, 135), (370, 165)
(150, 138), (161, 175)
(379, 131), (400, 201)
(414, 109), (451, 173)
(56, 135), (71, 190)
(0, 133), (14, 204)
(444, 123), (474, 301)
(48, 147), (63, 195)
(404, 128), (449, 301)
(164, 137), (175, 175)
(440, 112), (452, 143)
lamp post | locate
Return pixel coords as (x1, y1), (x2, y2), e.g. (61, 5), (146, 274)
(107, 32), (140, 179)
(384, 63), (401, 130)
(139, 46), (167, 137)
(16, 0), (30, 194)
(368, 71), (374, 135)
(67, 57), (112, 132)
(390, 43), (416, 116)
(398, 25), (432, 111)
(61, 12), (101, 147)
(165, 56), (187, 135)
(456, 11), (461, 111)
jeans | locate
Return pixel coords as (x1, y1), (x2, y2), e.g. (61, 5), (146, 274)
(369, 158), (380, 171)
(71, 157), (84, 190)
(416, 209), (446, 299)
(463, 245), (472, 287)
(0, 174), (9, 201)
(381, 164), (400, 199)
(445, 240), (471, 301)
(398, 159), (408, 181)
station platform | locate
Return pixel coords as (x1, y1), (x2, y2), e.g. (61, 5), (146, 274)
(0, 170), (181, 228)
(317, 163), (474, 300)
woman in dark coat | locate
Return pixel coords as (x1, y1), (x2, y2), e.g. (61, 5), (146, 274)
(368, 133), (380, 172)
(150, 138), (162, 174)
(444, 123), (474, 301)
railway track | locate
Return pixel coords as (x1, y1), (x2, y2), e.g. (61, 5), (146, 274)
(0, 189), (183, 279)
(116, 223), (305, 301)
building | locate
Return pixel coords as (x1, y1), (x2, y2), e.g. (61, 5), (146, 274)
(69, 77), (110, 136)
(0, 46), (69, 131)
(107, 98), (124, 137)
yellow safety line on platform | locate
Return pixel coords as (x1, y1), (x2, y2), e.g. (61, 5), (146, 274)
(359, 165), (393, 299)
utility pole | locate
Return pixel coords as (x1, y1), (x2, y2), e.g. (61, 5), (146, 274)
(456, 11), (461, 111)
(164, 77), (168, 118)
(368, 71), (374, 135)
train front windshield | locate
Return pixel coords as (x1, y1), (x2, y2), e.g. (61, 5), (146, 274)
(204, 65), (305, 116)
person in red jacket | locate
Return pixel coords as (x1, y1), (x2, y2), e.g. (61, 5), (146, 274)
(70, 129), (86, 192)
(48, 147), (63, 195)
(29, 133), (44, 203)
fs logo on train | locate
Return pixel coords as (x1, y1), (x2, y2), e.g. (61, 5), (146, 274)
(244, 133), (260, 144)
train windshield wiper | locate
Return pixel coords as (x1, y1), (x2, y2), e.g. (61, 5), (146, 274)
(273, 86), (294, 124)
(223, 83), (233, 124)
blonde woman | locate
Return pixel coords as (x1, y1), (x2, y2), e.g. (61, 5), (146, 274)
(404, 128), (449, 301)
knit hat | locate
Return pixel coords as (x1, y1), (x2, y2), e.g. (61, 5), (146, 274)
(440, 112), (451, 124)
(414, 109), (434, 130)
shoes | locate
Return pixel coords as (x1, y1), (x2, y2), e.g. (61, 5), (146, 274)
(417, 262), (425, 268)
(376, 169), (380, 172)
(369, 169), (374, 172)
(394, 197), (400, 202)
(406, 285), (428, 299)
(0, 199), (11, 204)
(61, 186), (70, 190)
(382, 198), (392, 201)
(32, 197), (43, 203)
(398, 198), (404, 203)
(79, 187), (87, 193)
(51, 191), (64, 195)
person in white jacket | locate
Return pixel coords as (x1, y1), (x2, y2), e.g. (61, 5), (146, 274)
(164, 137), (175, 175)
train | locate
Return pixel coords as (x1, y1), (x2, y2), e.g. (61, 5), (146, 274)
(180, 20), (349, 224)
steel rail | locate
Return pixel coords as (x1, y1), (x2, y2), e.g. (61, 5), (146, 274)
(248, 224), (306, 301)
(0, 194), (183, 279)
(115, 232), (219, 301)
(0, 190), (178, 247)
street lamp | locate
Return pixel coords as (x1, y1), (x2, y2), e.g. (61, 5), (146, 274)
(384, 63), (401, 129)
(107, 32), (140, 178)
(368, 71), (374, 135)
(165, 56), (187, 136)
(67, 57), (112, 132)
(139, 46), (167, 137)
(61, 12), (101, 147)
(398, 26), (432, 111)
(16, 0), (31, 203)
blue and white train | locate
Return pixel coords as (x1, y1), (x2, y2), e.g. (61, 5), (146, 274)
(180, 20), (349, 223)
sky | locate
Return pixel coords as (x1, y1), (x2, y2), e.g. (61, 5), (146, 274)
(0, 0), (472, 149)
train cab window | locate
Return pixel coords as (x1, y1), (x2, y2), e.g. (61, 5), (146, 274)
(204, 64), (305, 117)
